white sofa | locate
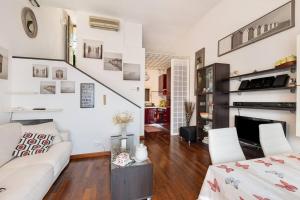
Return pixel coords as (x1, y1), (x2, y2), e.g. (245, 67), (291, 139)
(0, 123), (72, 200)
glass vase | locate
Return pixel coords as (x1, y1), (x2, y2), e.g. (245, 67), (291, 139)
(119, 123), (128, 138)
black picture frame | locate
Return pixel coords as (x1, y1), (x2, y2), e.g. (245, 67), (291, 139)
(218, 0), (295, 57)
(80, 83), (95, 108)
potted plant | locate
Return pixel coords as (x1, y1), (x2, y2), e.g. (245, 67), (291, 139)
(113, 112), (134, 138)
(179, 102), (196, 145)
(184, 102), (195, 127)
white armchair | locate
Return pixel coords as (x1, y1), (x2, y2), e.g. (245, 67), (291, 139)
(209, 127), (246, 165)
(259, 123), (293, 156)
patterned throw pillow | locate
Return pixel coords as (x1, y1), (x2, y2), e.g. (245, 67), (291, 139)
(12, 133), (55, 157)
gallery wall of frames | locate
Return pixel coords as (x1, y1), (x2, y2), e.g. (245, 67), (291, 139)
(31, 63), (95, 108)
(9, 58), (142, 154)
(82, 39), (141, 81)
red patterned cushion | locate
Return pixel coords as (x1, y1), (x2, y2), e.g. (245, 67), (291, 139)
(12, 133), (55, 157)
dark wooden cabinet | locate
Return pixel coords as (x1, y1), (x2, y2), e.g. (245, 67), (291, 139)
(166, 68), (171, 106)
(145, 108), (170, 124)
(196, 63), (230, 142)
(111, 161), (153, 200)
(159, 74), (167, 95)
(165, 107), (170, 123)
(145, 108), (157, 124)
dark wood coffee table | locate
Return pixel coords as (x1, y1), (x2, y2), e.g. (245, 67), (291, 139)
(110, 134), (153, 200)
(111, 159), (153, 200)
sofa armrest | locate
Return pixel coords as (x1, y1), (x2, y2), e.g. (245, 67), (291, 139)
(59, 131), (71, 142)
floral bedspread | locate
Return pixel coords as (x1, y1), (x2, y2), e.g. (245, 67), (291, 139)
(198, 153), (300, 200)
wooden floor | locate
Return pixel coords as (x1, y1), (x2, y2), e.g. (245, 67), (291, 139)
(44, 132), (211, 200)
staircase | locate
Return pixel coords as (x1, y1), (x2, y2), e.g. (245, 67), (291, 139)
(12, 56), (141, 108)
(9, 56), (144, 154)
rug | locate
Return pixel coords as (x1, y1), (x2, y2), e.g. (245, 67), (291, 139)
(144, 125), (165, 133)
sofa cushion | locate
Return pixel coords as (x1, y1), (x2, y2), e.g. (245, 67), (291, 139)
(12, 133), (55, 157)
(0, 164), (53, 200)
(4, 141), (72, 177)
(22, 122), (62, 144)
(0, 123), (22, 167)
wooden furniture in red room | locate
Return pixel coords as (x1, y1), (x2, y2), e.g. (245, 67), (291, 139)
(145, 108), (157, 124)
(159, 74), (167, 95)
(145, 108), (170, 124)
(166, 68), (171, 106)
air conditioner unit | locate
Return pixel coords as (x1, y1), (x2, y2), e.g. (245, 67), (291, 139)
(89, 16), (120, 31)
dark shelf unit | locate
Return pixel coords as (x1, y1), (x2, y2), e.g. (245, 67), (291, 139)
(228, 86), (296, 94)
(229, 105), (296, 112)
(196, 63), (230, 143)
(229, 63), (297, 112)
(230, 65), (296, 80)
(198, 92), (213, 96)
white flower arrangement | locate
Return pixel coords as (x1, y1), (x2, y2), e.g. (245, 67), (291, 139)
(112, 112), (134, 125)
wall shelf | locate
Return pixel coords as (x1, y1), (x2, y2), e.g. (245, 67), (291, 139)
(230, 65), (296, 80)
(197, 92), (213, 96)
(3, 108), (63, 113)
(199, 118), (213, 122)
(6, 92), (39, 95)
(228, 86), (296, 94)
(229, 106), (296, 112)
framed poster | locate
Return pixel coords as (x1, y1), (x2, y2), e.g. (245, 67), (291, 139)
(123, 63), (140, 81)
(218, 0), (295, 56)
(80, 83), (95, 108)
(83, 40), (103, 59)
(0, 46), (8, 80)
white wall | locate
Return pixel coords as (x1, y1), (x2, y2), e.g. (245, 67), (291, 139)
(10, 58), (142, 155)
(73, 11), (145, 135)
(177, 0), (300, 151)
(0, 3), (145, 154)
(0, 0), (65, 59)
(0, 49), (11, 123)
(0, 0), (72, 122)
(145, 69), (166, 106)
(75, 11), (145, 107)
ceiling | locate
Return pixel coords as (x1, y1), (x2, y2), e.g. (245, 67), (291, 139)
(40, 0), (221, 54)
(146, 52), (188, 70)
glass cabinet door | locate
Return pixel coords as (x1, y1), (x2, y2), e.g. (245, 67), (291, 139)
(197, 67), (214, 94)
(205, 67), (214, 93)
(197, 69), (205, 94)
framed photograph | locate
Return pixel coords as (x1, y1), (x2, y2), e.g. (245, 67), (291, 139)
(33, 64), (48, 78)
(0, 46), (8, 80)
(80, 83), (95, 108)
(52, 67), (67, 80)
(40, 81), (56, 94)
(123, 63), (140, 81)
(104, 52), (122, 71)
(61, 81), (75, 93)
(218, 0), (295, 56)
(83, 39), (103, 59)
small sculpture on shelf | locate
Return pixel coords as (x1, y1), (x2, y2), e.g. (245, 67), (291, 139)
(112, 152), (133, 167)
(288, 78), (296, 87)
(274, 55), (296, 69)
(134, 143), (148, 163)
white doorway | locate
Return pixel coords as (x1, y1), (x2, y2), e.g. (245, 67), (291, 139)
(170, 59), (189, 135)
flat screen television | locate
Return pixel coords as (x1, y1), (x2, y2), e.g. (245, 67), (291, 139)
(235, 116), (286, 147)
